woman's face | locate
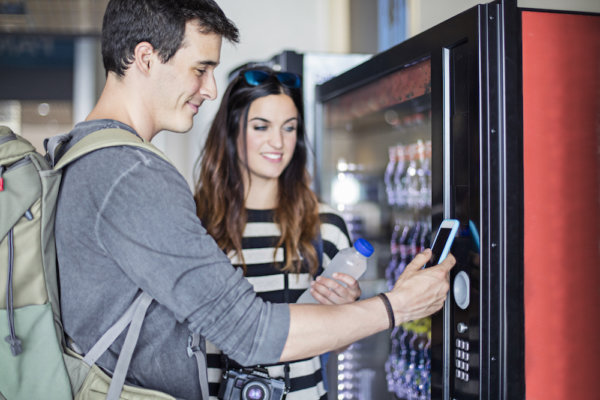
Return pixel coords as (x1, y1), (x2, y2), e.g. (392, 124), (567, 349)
(238, 93), (298, 185)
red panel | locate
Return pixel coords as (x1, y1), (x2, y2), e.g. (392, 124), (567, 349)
(522, 11), (600, 400)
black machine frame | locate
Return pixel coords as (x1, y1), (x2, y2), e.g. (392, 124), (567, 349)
(316, 1), (525, 399)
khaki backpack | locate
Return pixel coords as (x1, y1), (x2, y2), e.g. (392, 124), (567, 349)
(0, 126), (208, 400)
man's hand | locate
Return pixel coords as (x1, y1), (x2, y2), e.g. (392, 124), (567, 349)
(310, 273), (361, 305)
(387, 249), (455, 324)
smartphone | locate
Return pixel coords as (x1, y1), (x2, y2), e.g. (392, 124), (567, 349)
(424, 219), (460, 268)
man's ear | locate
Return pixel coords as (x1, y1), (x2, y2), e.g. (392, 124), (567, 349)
(133, 42), (155, 74)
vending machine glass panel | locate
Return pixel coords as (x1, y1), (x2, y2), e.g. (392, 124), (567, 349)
(319, 57), (435, 400)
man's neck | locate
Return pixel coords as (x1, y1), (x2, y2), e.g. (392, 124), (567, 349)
(86, 74), (157, 142)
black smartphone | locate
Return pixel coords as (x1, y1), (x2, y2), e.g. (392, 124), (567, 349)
(424, 219), (460, 268)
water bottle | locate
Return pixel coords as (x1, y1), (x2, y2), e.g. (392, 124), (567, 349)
(296, 238), (374, 304)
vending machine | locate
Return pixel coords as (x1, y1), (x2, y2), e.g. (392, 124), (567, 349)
(315, 1), (599, 399)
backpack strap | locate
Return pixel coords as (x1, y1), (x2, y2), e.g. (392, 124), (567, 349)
(50, 128), (170, 170)
(4, 228), (22, 356)
(44, 132), (71, 166)
(80, 291), (152, 400)
(187, 333), (210, 400)
(105, 292), (152, 400)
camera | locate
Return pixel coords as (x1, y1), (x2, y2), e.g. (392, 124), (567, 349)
(218, 366), (287, 400)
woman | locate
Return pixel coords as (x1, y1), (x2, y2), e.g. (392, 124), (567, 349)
(195, 67), (361, 399)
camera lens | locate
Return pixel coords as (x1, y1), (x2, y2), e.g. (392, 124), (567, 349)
(242, 381), (269, 400)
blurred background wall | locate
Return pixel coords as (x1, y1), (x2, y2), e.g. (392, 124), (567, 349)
(1, 0), (598, 186)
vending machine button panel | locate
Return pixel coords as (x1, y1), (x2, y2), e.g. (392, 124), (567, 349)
(454, 338), (472, 383)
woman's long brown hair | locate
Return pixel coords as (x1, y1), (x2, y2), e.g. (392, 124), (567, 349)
(194, 67), (320, 274)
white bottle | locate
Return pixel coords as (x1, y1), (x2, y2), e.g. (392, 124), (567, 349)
(296, 238), (374, 304)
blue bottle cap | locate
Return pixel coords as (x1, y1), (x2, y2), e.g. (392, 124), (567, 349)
(353, 238), (374, 257)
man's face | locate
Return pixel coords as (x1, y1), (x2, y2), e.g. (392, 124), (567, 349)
(150, 21), (222, 133)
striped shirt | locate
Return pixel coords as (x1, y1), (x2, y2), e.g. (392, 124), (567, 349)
(206, 204), (352, 400)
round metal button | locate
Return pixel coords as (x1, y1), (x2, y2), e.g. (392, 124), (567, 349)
(453, 271), (470, 309)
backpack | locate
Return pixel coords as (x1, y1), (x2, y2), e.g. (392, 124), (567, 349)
(0, 126), (208, 400)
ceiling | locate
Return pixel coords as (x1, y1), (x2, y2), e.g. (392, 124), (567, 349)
(0, 0), (109, 35)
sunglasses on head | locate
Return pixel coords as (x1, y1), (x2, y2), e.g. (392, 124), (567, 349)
(242, 69), (301, 89)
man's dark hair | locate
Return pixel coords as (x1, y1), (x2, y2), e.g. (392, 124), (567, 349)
(101, 0), (239, 77)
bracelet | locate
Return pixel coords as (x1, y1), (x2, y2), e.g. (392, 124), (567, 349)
(377, 293), (395, 330)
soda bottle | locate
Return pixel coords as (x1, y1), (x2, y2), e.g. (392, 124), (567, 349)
(386, 220), (402, 291)
(408, 218), (424, 261)
(393, 145), (407, 209)
(384, 146), (398, 206)
(420, 140), (432, 209)
(296, 238), (374, 304)
(418, 218), (432, 255)
(396, 223), (413, 277)
(405, 143), (420, 210)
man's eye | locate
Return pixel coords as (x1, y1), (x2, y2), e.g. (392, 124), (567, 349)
(196, 69), (206, 76)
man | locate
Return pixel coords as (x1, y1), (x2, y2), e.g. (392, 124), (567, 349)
(55, 0), (455, 399)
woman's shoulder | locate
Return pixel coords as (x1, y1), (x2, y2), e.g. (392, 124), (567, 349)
(317, 203), (347, 228)
(317, 203), (351, 247)
(317, 202), (341, 216)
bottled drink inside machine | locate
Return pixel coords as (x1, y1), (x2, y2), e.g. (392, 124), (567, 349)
(296, 238), (374, 304)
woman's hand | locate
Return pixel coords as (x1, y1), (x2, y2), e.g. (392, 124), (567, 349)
(309, 273), (362, 305)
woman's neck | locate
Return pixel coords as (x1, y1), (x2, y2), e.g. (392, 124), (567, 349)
(244, 177), (279, 210)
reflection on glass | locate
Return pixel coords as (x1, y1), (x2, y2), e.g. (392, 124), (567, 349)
(320, 58), (434, 399)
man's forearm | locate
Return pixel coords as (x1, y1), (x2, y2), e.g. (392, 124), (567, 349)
(280, 297), (388, 362)
(279, 250), (454, 363)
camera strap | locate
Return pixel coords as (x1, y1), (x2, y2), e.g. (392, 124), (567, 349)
(282, 271), (291, 391)
(281, 229), (323, 391)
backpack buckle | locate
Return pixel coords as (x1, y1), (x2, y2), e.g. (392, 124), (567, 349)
(187, 334), (201, 358)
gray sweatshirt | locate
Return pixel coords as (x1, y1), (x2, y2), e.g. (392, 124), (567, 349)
(55, 120), (290, 399)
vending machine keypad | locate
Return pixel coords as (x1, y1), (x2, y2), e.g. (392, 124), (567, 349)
(455, 338), (471, 381)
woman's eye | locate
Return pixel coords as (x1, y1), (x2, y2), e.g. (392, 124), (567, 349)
(252, 125), (267, 131)
(283, 125), (297, 133)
